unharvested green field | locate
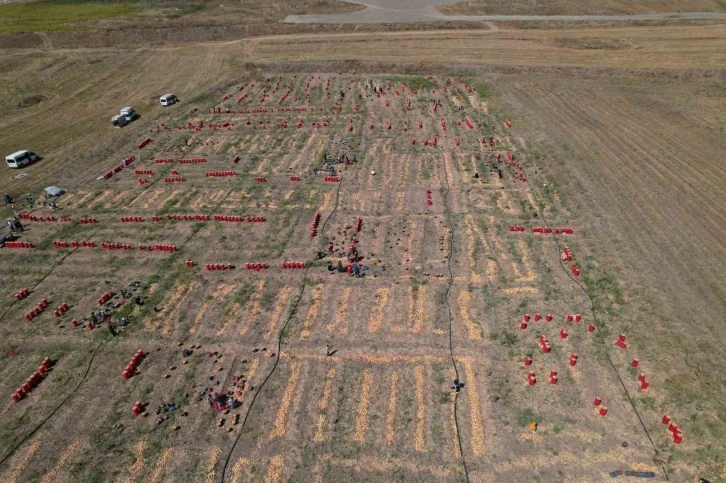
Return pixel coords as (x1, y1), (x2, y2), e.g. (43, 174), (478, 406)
(0, 1), (142, 33)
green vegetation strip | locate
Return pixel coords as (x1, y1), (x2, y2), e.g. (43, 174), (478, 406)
(0, 2), (141, 33)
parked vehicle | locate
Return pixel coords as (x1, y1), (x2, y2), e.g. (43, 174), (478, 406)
(111, 114), (127, 127)
(120, 107), (138, 121)
(5, 150), (38, 169)
(112, 107), (138, 127)
(160, 94), (178, 106)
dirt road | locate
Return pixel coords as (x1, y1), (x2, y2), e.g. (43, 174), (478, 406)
(285, 0), (726, 23)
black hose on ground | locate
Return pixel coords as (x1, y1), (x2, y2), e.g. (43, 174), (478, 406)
(0, 339), (107, 469)
(526, 170), (669, 481)
(0, 225), (104, 323)
(219, 175), (344, 482)
(437, 147), (471, 483)
(0, 187), (236, 467)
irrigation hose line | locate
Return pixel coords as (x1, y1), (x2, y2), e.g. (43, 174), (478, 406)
(0, 224), (107, 468)
(0, 187), (235, 467)
(0, 224), (105, 323)
(0, 177), (227, 324)
(0, 339), (107, 469)
(437, 147), (472, 483)
(220, 175), (344, 483)
(525, 170), (669, 481)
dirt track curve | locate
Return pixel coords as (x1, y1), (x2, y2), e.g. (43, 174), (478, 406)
(285, 0), (726, 23)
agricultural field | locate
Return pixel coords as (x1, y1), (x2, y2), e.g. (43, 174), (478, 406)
(438, 0), (726, 16)
(0, 0), (364, 48)
(0, 9), (725, 483)
(1, 67), (723, 482)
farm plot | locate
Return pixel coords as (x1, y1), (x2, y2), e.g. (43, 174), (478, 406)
(0, 71), (714, 483)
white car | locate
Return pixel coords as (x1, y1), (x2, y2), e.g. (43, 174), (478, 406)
(6, 150), (39, 168)
(112, 107), (138, 127)
(120, 107), (138, 121)
(160, 94), (178, 107)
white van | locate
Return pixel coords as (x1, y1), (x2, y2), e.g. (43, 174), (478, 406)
(160, 94), (178, 107)
(6, 150), (38, 169)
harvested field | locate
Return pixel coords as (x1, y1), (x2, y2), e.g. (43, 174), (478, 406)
(0, 17), (725, 483)
(285, 0), (726, 24)
(2, 25), (725, 198)
(439, 0), (726, 16)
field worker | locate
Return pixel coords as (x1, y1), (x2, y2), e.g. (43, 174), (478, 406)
(452, 379), (461, 392)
